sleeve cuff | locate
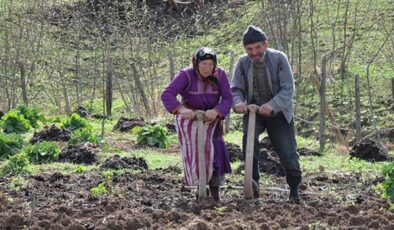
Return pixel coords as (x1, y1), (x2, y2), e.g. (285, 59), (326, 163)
(171, 104), (183, 114)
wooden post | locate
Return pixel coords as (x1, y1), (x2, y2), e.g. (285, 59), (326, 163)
(355, 75), (361, 143)
(224, 50), (235, 133)
(106, 57), (113, 118)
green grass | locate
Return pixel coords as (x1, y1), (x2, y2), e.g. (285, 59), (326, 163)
(300, 150), (389, 179)
(224, 130), (243, 146)
(29, 162), (97, 176)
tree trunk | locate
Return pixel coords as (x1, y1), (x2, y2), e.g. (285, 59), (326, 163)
(168, 51), (175, 81)
(18, 60), (28, 105)
(355, 74), (361, 143)
(224, 50), (234, 133)
(130, 62), (151, 117)
(106, 57), (113, 118)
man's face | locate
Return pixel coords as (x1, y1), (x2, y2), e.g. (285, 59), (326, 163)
(245, 41), (268, 62)
(198, 59), (215, 77)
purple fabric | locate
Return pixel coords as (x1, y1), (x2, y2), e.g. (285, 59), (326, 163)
(161, 67), (233, 177)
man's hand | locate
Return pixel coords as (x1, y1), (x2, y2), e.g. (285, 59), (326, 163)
(179, 107), (194, 119)
(205, 109), (219, 122)
(259, 103), (273, 117)
(234, 102), (247, 114)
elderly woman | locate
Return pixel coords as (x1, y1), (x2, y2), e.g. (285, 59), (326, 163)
(161, 47), (232, 202)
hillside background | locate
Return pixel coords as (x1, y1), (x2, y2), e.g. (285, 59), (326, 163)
(0, 0), (393, 150)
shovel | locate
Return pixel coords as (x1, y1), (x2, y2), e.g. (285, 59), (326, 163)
(194, 110), (207, 202)
(244, 104), (259, 199)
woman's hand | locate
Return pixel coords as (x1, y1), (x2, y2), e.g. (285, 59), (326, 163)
(178, 107), (194, 119)
(205, 109), (219, 122)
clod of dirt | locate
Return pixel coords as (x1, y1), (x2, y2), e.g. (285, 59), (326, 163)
(58, 143), (98, 164)
(30, 125), (71, 143)
(0, 194), (8, 212)
(155, 165), (182, 174)
(112, 117), (145, 132)
(297, 147), (321, 157)
(73, 105), (89, 118)
(100, 155), (148, 170)
(350, 138), (392, 162)
(0, 110), (4, 119)
(2, 214), (26, 229)
(226, 142), (243, 162)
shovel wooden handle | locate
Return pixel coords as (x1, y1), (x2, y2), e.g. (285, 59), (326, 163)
(244, 104), (259, 199)
(194, 110), (207, 202)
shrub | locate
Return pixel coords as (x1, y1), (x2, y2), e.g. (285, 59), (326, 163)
(0, 153), (30, 177)
(135, 124), (169, 148)
(0, 133), (24, 160)
(61, 113), (91, 131)
(16, 105), (45, 128)
(68, 128), (98, 144)
(22, 141), (60, 164)
(382, 162), (394, 209)
(1, 111), (30, 134)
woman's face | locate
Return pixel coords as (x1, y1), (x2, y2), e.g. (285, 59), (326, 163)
(198, 59), (215, 78)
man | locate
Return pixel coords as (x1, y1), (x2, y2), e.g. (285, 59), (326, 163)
(231, 25), (302, 203)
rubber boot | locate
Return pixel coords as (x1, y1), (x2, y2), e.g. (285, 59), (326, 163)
(209, 186), (220, 203)
(286, 175), (301, 204)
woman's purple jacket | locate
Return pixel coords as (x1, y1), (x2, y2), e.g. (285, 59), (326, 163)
(161, 67), (233, 177)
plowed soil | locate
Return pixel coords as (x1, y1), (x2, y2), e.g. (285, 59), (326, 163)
(350, 138), (393, 162)
(30, 125), (71, 144)
(112, 117), (146, 132)
(1, 165), (393, 229)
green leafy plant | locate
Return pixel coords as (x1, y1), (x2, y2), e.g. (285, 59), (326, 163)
(382, 162), (394, 209)
(0, 133), (24, 160)
(0, 153), (30, 177)
(75, 165), (87, 174)
(1, 111), (30, 134)
(136, 124), (169, 148)
(90, 182), (108, 198)
(22, 141), (60, 164)
(102, 170), (114, 191)
(69, 128), (98, 144)
(61, 113), (91, 131)
(16, 105), (45, 128)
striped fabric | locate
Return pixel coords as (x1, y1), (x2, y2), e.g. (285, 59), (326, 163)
(175, 114), (218, 186)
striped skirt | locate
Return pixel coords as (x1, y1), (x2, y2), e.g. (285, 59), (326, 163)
(174, 114), (218, 186)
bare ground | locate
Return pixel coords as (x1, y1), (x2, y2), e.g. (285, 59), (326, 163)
(1, 166), (393, 229)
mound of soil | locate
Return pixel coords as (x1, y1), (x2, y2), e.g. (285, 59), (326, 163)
(58, 143), (98, 164)
(112, 117), (145, 132)
(350, 138), (392, 162)
(30, 125), (71, 144)
(0, 110), (4, 119)
(165, 123), (176, 133)
(73, 106), (89, 118)
(298, 147), (321, 157)
(226, 142), (243, 162)
(90, 113), (108, 119)
(101, 155), (148, 170)
(258, 137), (285, 176)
